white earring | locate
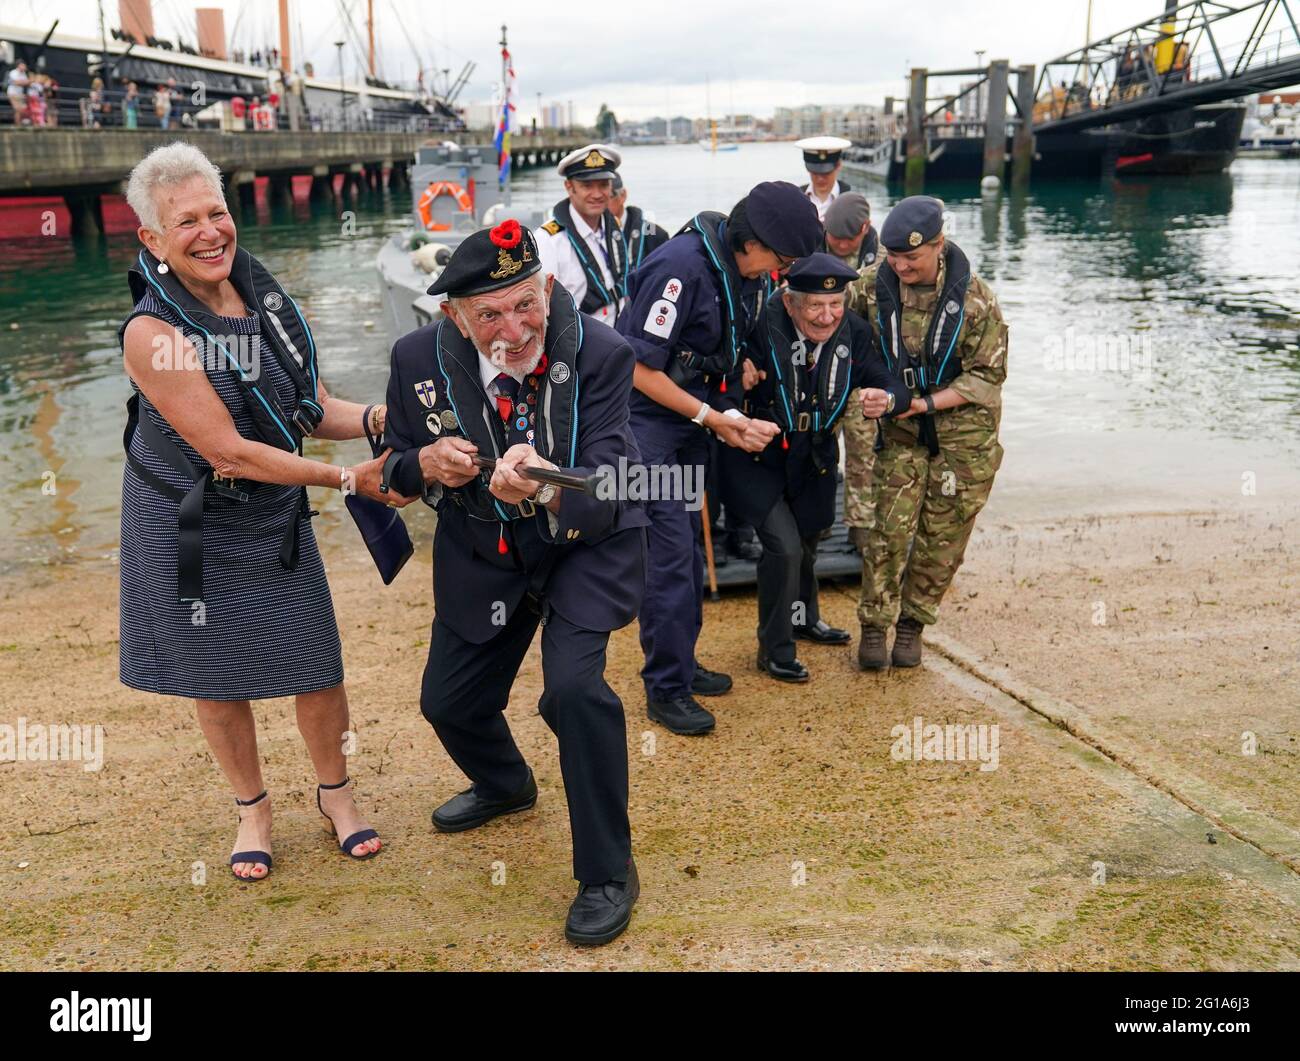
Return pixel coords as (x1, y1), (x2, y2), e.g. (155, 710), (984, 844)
(157, 260), (169, 274)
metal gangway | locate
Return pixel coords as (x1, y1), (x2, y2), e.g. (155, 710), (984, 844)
(1032, 0), (1300, 133)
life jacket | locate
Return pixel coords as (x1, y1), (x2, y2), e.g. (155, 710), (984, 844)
(623, 205), (667, 270)
(123, 247), (324, 449)
(875, 240), (971, 455)
(757, 291), (856, 436)
(430, 284), (581, 527)
(119, 247), (324, 601)
(857, 225), (880, 269)
(673, 211), (768, 380)
(545, 199), (627, 313)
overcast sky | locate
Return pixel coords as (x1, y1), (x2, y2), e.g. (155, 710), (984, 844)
(7, 1), (1290, 120)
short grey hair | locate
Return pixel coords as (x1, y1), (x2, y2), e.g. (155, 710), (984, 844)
(125, 141), (225, 232)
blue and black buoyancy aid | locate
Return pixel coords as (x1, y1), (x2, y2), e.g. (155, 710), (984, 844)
(119, 247), (326, 601)
(857, 225), (880, 269)
(623, 205), (667, 271)
(430, 284), (582, 536)
(549, 199), (627, 313)
(875, 240), (971, 455)
(759, 291), (856, 437)
(672, 211), (769, 382)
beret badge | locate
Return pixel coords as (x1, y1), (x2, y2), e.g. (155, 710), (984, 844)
(487, 219), (532, 280)
(908, 231), (923, 247)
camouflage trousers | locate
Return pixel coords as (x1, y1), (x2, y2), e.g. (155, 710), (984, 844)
(857, 439), (1002, 628)
(841, 390), (880, 529)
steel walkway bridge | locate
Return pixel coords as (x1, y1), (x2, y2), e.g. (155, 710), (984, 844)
(1032, 0), (1300, 134)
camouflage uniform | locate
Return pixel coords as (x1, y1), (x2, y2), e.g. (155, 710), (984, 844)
(834, 243), (880, 530)
(846, 247), (1008, 627)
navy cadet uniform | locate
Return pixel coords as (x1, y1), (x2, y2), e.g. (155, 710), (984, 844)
(721, 255), (910, 681)
(796, 135), (853, 222)
(611, 173), (670, 272)
(615, 181), (822, 733)
(535, 144), (627, 328)
(383, 222), (648, 945)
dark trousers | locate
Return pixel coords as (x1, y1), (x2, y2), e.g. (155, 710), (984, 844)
(635, 420), (709, 700)
(420, 604), (631, 885)
(754, 498), (821, 664)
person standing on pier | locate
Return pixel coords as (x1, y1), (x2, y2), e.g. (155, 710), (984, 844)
(609, 174), (669, 272)
(382, 221), (649, 946)
(615, 182), (821, 735)
(796, 136), (853, 222)
(847, 196), (1008, 670)
(536, 144), (628, 327)
(722, 255), (908, 683)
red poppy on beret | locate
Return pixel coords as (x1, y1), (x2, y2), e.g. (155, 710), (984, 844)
(490, 219), (522, 249)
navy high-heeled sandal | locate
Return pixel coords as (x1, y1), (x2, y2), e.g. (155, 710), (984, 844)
(317, 777), (381, 860)
(229, 790), (272, 881)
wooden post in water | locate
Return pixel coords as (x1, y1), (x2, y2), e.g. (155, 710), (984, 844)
(982, 59), (1010, 184)
(905, 68), (927, 193)
(1012, 64), (1036, 188)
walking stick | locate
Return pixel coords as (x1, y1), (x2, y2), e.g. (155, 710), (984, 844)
(700, 489), (720, 601)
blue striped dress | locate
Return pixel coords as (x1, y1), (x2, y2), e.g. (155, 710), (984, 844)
(119, 289), (344, 700)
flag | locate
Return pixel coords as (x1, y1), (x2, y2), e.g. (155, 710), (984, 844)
(494, 47), (517, 186)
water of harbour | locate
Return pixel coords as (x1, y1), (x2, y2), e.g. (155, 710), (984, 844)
(0, 141), (1297, 575)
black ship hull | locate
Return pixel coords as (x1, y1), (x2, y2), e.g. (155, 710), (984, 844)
(882, 102), (1246, 182)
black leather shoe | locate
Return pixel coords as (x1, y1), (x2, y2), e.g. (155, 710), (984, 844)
(793, 619), (852, 645)
(757, 649), (810, 683)
(647, 694), (716, 735)
(728, 536), (762, 563)
(565, 859), (640, 946)
(431, 770), (537, 833)
(690, 660), (733, 697)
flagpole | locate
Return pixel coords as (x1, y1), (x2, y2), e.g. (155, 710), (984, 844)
(498, 23), (510, 196)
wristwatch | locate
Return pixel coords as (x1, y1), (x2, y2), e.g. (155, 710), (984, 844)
(534, 482), (557, 506)
(924, 394), (936, 415)
(884, 391), (896, 415)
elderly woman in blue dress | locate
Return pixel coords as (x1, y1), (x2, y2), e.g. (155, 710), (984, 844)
(119, 142), (412, 880)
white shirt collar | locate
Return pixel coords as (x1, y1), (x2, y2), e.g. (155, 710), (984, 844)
(479, 352), (519, 391)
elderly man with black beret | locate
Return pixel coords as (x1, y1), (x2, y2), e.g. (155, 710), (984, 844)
(616, 181), (823, 735)
(724, 254), (910, 681)
(846, 196), (1009, 671)
(382, 219), (650, 945)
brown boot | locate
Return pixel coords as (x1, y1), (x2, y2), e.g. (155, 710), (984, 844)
(857, 624), (888, 670)
(891, 616), (925, 668)
(848, 526), (868, 554)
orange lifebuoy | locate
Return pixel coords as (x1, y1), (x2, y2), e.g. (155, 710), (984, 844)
(418, 181), (474, 231)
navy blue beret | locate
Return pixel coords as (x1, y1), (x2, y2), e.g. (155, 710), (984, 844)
(880, 196), (944, 252)
(744, 180), (823, 258)
(427, 219), (541, 298)
(786, 252), (860, 293)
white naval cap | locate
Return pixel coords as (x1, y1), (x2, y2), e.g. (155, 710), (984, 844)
(796, 135), (852, 173)
(556, 144), (622, 181)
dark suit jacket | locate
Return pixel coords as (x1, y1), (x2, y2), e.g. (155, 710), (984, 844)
(384, 290), (649, 643)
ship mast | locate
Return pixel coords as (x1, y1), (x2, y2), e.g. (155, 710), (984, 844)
(367, 0), (376, 79)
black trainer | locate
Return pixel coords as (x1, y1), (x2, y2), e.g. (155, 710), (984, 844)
(647, 694), (716, 735)
(565, 859), (640, 946)
(691, 660), (733, 697)
(431, 770), (538, 833)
